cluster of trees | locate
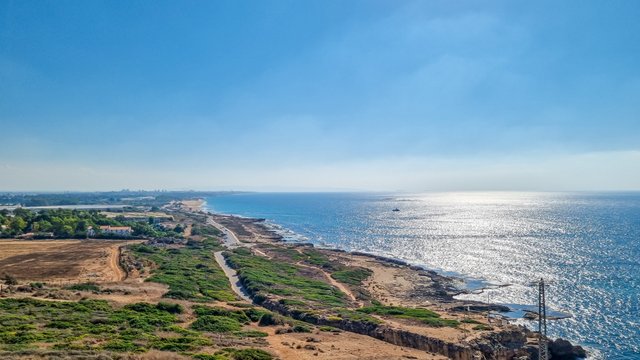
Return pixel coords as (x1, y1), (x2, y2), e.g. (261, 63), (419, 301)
(0, 208), (181, 239)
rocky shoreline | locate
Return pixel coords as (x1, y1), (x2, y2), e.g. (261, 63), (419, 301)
(195, 207), (587, 359)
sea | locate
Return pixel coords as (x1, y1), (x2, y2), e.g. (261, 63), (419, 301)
(204, 192), (640, 359)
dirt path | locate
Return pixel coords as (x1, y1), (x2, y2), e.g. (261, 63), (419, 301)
(184, 223), (193, 237)
(295, 260), (360, 305)
(206, 213), (359, 306)
(108, 245), (126, 282)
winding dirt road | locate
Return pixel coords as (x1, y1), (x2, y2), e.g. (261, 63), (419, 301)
(108, 245), (126, 282)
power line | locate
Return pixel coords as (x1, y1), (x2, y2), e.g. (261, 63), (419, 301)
(537, 278), (548, 360)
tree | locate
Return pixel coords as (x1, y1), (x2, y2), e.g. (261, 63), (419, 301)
(9, 217), (27, 233)
(33, 220), (52, 232)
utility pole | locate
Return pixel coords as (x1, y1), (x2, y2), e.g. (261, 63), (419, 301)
(538, 278), (548, 360)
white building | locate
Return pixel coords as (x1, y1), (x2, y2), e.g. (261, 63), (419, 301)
(88, 225), (133, 237)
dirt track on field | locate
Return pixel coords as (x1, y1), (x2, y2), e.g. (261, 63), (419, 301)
(0, 240), (129, 283)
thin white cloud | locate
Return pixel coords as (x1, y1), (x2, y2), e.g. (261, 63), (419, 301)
(1, 150), (638, 192)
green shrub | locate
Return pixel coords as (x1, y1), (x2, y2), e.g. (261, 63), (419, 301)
(257, 313), (285, 326)
(150, 336), (211, 351)
(131, 239), (235, 302)
(193, 306), (250, 324)
(473, 324), (494, 331)
(191, 316), (243, 333)
(224, 249), (347, 309)
(357, 305), (458, 327)
(66, 283), (100, 292)
(291, 324), (312, 333)
(156, 302), (184, 314)
(0, 298), (217, 354)
(233, 330), (269, 338)
(193, 355), (227, 360)
(103, 339), (143, 352)
(242, 308), (270, 323)
(319, 326), (341, 332)
(331, 267), (373, 286)
(214, 348), (274, 360)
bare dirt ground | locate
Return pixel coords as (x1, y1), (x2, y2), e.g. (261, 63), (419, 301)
(178, 199), (205, 211)
(0, 240), (130, 283)
(266, 328), (447, 360)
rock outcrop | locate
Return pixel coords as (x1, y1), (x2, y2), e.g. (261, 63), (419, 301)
(259, 298), (535, 360)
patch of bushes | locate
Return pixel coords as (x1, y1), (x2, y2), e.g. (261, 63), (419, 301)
(242, 308), (271, 323)
(65, 282), (100, 292)
(257, 313), (285, 326)
(233, 330), (269, 338)
(191, 316), (243, 333)
(357, 305), (459, 327)
(191, 225), (223, 237)
(473, 324), (494, 331)
(130, 238), (236, 302)
(330, 267), (373, 286)
(150, 336), (211, 351)
(224, 249), (347, 309)
(193, 306), (250, 324)
(319, 325), (341, 332)
(156, 302), (184, 314)
(206, 348), (274, 360)
(0, 298), (215, 353)
(333, 309), (382, 325)
(291, 324), (312, 333)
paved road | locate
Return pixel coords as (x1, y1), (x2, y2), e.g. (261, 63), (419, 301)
(207, 216), (252, 302)
(206, 217), (241, 247)
(214, 251), (252, 302)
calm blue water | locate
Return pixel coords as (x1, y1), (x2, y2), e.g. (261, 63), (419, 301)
(205, 192), (640, 359)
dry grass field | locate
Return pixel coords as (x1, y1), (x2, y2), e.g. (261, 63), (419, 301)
(0, 240), (130, 283)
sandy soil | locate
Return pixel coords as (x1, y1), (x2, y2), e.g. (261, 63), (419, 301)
(85, 281), (170, 304)
(266, 328), (447, 360)
(0, 239), (130, 283)
(179, 199), (205, 211)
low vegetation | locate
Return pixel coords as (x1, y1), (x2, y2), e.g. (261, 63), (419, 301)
(65, 282), (101, 292)
(130, 238), (236, 302)
(258, 245), (373, 287)
(224, 248), (384, 326)
(193, 348), (274, 360)
(330, 267), (373, 286)
(225, 248), (347, 309)
(0, 298), (278, 357)
(191, 225), (223, 237)
(0, 298), (209, 352)
(357, 305), (459, 327)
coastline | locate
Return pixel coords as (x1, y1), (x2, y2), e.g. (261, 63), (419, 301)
(199, 199), (515, 309)
(184, 198), (586, 359)
(201, 198), (574, 322)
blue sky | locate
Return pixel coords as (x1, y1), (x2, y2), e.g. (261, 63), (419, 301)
(1, 0), (639, 191)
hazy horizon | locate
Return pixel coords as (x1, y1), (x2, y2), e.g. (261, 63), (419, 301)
(2, 1), (640, 192)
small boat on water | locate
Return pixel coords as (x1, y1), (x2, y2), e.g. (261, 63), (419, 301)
(392, 208), (400, 212)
